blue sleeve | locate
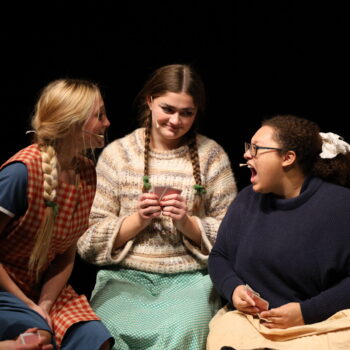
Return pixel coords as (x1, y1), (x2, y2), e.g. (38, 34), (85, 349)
(0, 162), (28, 217)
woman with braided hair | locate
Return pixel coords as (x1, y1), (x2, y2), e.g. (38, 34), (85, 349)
(0, 79), (113, 349)
(77, 64), (237, 349)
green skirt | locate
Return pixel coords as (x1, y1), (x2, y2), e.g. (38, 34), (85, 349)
(90, 268), (221, 350)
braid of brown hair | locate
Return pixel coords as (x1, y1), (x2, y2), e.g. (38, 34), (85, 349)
(142, 116), (152, 192)
(188, 136), (206, 216)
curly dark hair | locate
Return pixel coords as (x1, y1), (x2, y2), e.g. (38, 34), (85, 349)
(262, 115), (350, 187)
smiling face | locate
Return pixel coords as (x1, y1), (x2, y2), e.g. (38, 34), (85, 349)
(147, 92), (197, 149)
(244, 125), (286, 195)
(81, 94), (110, 149)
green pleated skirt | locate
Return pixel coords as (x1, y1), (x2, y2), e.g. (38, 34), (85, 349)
(90, 268), (221, 350)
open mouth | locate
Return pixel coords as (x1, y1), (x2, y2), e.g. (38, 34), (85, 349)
(250, 165), (257, 183)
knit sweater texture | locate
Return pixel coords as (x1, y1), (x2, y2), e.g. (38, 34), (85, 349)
(78, 128), (237, 273)
(208, 176), (350, 324)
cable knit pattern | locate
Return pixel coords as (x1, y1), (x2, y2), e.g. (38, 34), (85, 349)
(78, 128), (237, 273)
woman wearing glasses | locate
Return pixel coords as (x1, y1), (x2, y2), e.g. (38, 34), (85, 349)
(207, 115), (350, 349)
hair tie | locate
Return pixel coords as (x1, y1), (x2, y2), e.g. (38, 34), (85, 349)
(143, 175), (151, 190)
(45, 200), (59, 218)
(319, 132), (350, 159)
(193, 184), (206, 195)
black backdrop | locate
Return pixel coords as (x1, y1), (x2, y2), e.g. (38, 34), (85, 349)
(3, 2), (349, 191)
(1, 0), (349, 296)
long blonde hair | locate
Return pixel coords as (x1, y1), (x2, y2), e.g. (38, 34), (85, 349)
(29, 79), (100, 279)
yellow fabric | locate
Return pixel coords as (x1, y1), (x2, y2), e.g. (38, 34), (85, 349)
(207, 306), (350, 350)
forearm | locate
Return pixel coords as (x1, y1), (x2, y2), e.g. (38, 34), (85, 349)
(38, 246), (76, 312)
(300, 276), (350, 324)
(0, 263), (34, 307)
(176, 215), (201, 247)
(208, 253), (243, 302)
(114, 212), (151, 249)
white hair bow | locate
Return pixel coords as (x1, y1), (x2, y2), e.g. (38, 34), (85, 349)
(319, 132), (350, 159)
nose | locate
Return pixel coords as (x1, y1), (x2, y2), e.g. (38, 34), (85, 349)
(243, 149), (252, 160)
(103, 115), (111, 128)
(169, 112), (180, 125)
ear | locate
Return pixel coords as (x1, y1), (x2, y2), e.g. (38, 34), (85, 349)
(281, 150), (297, 167)
(146, 96), (153, 110)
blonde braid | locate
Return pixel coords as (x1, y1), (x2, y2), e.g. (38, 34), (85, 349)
(29, 145), (59, 281)
(142, 117), (152, 192)
(188, 136), (205, 216)
(42, 145), (58, 204)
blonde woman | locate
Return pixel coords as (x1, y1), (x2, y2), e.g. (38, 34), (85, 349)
(78, 64), (237, 349)
(0, 79), (113, 349)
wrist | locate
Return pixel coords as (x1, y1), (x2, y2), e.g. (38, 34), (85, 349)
(175, 214), (189, 231)
(135, 211), (152, 228)
(38, 299), (53, 313)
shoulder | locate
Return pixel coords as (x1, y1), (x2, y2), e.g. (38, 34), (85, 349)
(0, 162), (28, 217)
(97, 129), (142, 170)
(102, 129), (142, 155)
(1, 144), (41, 169)
(318, 178), (350, 202)
(197, 134), (226, 152)
(196, 134), (230, 162)
(0, 162), (28, 182)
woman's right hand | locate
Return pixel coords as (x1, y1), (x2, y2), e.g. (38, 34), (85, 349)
(0, 328), (53, 350)
(232, 285), (260, 315)
(0, 339), (52, 350)
(137, 193), (161, 221)
(14, 328), (53, 350)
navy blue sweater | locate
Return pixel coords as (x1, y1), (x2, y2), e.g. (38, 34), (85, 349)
(208, 177), (350, 324)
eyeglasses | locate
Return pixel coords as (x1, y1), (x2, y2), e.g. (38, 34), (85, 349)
(244, 142), (283, 157)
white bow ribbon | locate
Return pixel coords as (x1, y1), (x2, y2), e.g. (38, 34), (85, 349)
(319, 132), (350, 159)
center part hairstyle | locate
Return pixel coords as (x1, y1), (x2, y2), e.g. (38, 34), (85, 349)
(262, 114), (350, 187)
(29, 78), (101, 279)
(135, 64), (206, 215)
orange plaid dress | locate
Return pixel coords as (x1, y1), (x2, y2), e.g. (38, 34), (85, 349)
(0, 144), (100, 347)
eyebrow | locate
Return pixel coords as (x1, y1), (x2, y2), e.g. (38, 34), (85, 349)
(160, 103), (195, 111)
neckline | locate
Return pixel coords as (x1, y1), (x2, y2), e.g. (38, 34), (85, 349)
(266, 177), (322, 210)
(135, 128), (190, 159)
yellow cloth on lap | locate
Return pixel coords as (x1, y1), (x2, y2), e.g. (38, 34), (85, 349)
(207, 306), (350, 350)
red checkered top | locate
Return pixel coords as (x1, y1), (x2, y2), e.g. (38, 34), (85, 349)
(0, 144), (100, 347)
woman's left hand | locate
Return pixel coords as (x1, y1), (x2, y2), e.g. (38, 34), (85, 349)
(160, 194), (201, 246)
(160, 193), (188, 223)
(34, 302), (53, 329)
(259, 302), (304, 328)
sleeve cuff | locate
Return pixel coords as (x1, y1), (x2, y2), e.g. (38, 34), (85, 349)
(0, 206), (15, 218)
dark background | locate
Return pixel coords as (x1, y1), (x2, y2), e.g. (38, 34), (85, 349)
(1, 2), (349, 294)
(2, 2), (349, 190)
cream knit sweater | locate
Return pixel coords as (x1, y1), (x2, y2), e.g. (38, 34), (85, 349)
(78, 128), (237, 273)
